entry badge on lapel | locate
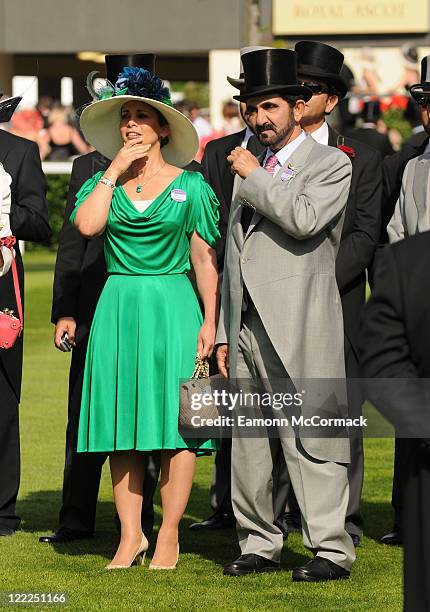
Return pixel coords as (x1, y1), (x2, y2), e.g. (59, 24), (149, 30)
(280, 163), (296, 183)
(171, 188), (187, 202)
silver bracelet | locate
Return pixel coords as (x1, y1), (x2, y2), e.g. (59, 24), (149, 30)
(98, 176), (116, 190)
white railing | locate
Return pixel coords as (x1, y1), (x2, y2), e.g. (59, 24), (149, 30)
(42, 161), (73, 175)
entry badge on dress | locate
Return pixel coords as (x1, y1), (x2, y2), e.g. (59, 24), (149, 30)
(171, 188), (187, 202)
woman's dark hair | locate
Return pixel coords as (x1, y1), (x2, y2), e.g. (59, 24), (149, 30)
(155, 108), (169, 148)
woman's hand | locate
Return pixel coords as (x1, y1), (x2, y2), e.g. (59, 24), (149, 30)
(197, 320), (216, 359)
(108, 137), (152, 178)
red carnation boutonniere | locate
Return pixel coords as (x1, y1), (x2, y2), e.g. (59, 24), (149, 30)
(338, 144), (356, 158)
(336, 136), (355, 159)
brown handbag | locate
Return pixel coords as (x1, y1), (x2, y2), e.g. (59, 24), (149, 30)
(179, 353), (221, 432)
(0, 236), (23, 350)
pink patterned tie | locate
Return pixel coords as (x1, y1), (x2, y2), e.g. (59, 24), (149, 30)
(263, 153), (278, 176)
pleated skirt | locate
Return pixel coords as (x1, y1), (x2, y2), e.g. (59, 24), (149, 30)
(77, 273), (216, 453)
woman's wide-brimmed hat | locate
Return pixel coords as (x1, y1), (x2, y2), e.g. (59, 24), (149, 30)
(294, 41), (348, 99)
(80, 67), (199, 167)
(410, 55), (430, 102)
(233, 49), (312, 102)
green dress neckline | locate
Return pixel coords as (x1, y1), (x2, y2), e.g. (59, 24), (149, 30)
(116, 171), (185, 218)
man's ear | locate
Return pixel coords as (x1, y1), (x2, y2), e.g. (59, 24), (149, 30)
(293, 100), (306, 122)
(325, 94), (339, 116)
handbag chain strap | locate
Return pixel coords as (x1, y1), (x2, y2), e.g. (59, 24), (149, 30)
(191, 352), (209, 379)
(0, 236), (23, 326)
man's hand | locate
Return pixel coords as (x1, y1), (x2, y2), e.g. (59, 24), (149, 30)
(216, 344), (229, 379)
(54, 317), (77, 351)
(227, 147), (260, 179)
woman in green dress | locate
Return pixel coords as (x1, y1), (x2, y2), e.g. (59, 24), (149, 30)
(71, 68), (219, 570)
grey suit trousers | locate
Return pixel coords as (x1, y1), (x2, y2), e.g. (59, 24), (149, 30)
(232, 303), (355, 570)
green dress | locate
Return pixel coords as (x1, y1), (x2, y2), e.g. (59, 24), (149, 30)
(70, 170), (220, 453)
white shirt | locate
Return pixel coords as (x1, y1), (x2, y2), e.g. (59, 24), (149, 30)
(309, 121), (330, 146)
(131, 199), (154, 213)
(0, 163), (13, 276)
(241, 127), (254, 149)
(262, 130), (307, 176)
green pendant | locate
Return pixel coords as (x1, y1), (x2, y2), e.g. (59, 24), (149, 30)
(136, 185), (142, 193)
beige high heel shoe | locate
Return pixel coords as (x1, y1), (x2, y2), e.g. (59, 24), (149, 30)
(149, 544), (179, 570)
(105, 534), (149, 570)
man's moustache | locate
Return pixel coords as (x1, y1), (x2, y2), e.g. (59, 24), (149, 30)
(257, 124), (277, 134)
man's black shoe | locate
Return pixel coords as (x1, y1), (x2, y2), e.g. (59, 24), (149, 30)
(223, 554), (279, 576)
(284, 512), (302, 534)
(189, 512), (236, 531)
(292, 557), (350, 582)
(380, 530), (402, 546)
(0, 526), (15, 536)
(349, 533), (361, 547)
(39, 527), (94, 544)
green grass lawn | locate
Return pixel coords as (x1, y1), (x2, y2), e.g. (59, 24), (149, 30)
(0, 251), (402, 611)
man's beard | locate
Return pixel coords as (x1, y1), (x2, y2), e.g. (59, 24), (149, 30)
(256, 115), (295, 150)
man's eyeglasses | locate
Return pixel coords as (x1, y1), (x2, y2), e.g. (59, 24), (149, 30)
(298, 80), (331, 95)
(414, 95), (430, 109)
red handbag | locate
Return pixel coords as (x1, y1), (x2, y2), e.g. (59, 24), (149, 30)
(0, 236), (23, 349)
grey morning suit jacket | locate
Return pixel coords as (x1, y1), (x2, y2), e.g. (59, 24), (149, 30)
(216, 135), (353, 463)
(387, 151), (430, 243)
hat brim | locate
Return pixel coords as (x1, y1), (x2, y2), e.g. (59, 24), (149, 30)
(233, 84), (313, 103)
(226, 75), (245, 90)
(297, 65), (348, 98)
(410, 83), (430, 101)
(0, 96), (22, 123)
(80, 95), (199, 167)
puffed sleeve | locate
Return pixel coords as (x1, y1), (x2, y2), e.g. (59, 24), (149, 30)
(69, 170), (104, 224)
(187, 174), (221, 247)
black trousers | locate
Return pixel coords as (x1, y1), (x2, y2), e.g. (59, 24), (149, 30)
(391, 438), (414, 531)
(210, 438), (233, 515)
(59, 334), (160, 538)
(403, 442), (430, 612)
(0, 367), (21, 530)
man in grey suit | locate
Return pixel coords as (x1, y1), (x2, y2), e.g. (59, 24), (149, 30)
(216, 48), (355, 581)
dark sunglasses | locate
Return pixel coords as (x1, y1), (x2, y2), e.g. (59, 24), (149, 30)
(414, 95), (430, 108)
(298, 80), (331, 95)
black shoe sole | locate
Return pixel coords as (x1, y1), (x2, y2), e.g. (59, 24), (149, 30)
(38, 534), (93, 544)
(292, 572), (350, 582)
(224, 566), (279, 577)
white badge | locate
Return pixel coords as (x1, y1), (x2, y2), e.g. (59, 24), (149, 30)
(171, 188), (187, 202)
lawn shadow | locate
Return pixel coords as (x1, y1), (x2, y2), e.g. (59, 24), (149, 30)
(361, 499), (395, 543)
(16, 484), (309, 568)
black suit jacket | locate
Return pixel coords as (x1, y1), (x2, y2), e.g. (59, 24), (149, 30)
(328, 127), (382, 364)
(0, 131), (50, 401)
(201, 130), (264, 271)
(347, 127), (394, 158)
(381, 132), (428, 243)
(51, 152), (203, 338)
(360, 232), (430, 379)
(360, 233), (430, 437)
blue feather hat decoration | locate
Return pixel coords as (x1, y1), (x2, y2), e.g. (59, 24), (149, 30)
(115, 67), (173, 106)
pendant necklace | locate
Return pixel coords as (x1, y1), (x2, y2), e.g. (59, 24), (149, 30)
(132, 163), (166, 193)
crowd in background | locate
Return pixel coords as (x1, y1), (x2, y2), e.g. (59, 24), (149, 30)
(0, 55), (424, 165)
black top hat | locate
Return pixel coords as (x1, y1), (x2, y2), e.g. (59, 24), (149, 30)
(295, 41), (347, 99)
(410, 55), (430, 102)
(226, 46), (272, 90)
(361, 100), (381, 123)
(233, 49), (312, 102)
(104, 54), (156, 83)
(0, 96), (22, 123)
